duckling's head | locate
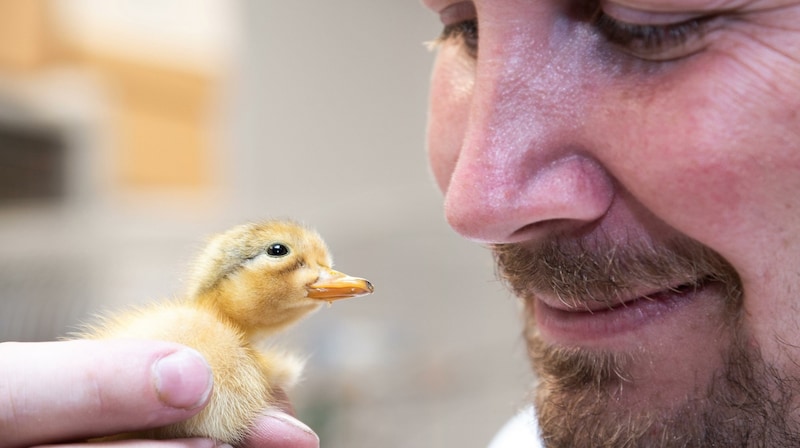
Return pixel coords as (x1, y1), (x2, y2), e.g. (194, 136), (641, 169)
(188, 220), (373, 333)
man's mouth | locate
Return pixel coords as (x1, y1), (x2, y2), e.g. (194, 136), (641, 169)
(532, 277), (716, 346)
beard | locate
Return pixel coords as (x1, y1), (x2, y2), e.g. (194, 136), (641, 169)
(493, 235), (800, 447)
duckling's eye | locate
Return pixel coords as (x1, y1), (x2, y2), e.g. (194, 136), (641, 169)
(266, 243), (290, 257)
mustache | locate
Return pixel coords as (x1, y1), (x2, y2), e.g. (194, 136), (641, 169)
(492, 234), (742, 309)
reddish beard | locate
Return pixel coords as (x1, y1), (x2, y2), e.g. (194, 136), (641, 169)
(493, 236), (800, 447)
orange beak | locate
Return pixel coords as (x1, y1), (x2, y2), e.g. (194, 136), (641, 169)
(306, 269), (374, 301)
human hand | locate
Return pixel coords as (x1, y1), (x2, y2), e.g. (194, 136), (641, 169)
(0, 340), (319, 448)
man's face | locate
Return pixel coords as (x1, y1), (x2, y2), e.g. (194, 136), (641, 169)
(423, 0), (800, 445)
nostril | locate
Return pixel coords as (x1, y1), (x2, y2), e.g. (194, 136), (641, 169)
(509, 218), (602, 243)
(507, 219), (572, 243)
(509, 221), (549, 241)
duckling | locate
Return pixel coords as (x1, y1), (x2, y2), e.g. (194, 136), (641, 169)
(81, 220), (373, 443)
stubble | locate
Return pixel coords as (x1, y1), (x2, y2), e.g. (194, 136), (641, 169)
(494, 236), (800, 447)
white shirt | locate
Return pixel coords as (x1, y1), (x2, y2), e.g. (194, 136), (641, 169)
(487, 406), (543, 448)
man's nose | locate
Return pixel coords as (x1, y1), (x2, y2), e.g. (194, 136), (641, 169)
(442, 36), (615, 244)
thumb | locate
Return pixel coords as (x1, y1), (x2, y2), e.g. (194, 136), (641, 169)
(0, 339), (213, 447)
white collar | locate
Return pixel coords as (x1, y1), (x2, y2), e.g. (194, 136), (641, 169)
(487, 406), (543, 448)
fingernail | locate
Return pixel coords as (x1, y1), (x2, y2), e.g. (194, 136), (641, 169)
(262, 409), (319, 441)
(153, 348), (213, 409)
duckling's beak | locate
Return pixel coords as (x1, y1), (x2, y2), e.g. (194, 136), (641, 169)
(307, 269), (374, 301)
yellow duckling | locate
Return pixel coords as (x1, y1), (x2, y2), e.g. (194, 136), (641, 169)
(82, 220), (373, 443)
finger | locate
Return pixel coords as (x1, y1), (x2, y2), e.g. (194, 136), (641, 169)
(36, 438), (227, 448)
(0, 340), (213, 447)
(241, 410), (319, 448)
(268, 388), (295, 415)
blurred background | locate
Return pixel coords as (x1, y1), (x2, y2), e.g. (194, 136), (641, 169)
(0, 1), (532, 446)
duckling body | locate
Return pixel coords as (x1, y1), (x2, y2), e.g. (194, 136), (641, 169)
(82, 220), (373, 443)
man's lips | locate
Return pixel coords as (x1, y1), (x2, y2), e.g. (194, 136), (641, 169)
(538, 281), (702, 313)
(532, 279), (713, 345)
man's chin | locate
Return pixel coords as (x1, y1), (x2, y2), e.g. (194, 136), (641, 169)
(527, 331), (669, 446)
(525, 320), (800, 448)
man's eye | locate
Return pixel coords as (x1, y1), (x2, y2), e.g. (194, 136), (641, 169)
(429, 2), (478, 57)
(592, 10), (713, 61)
(438, 19), (479, 56)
